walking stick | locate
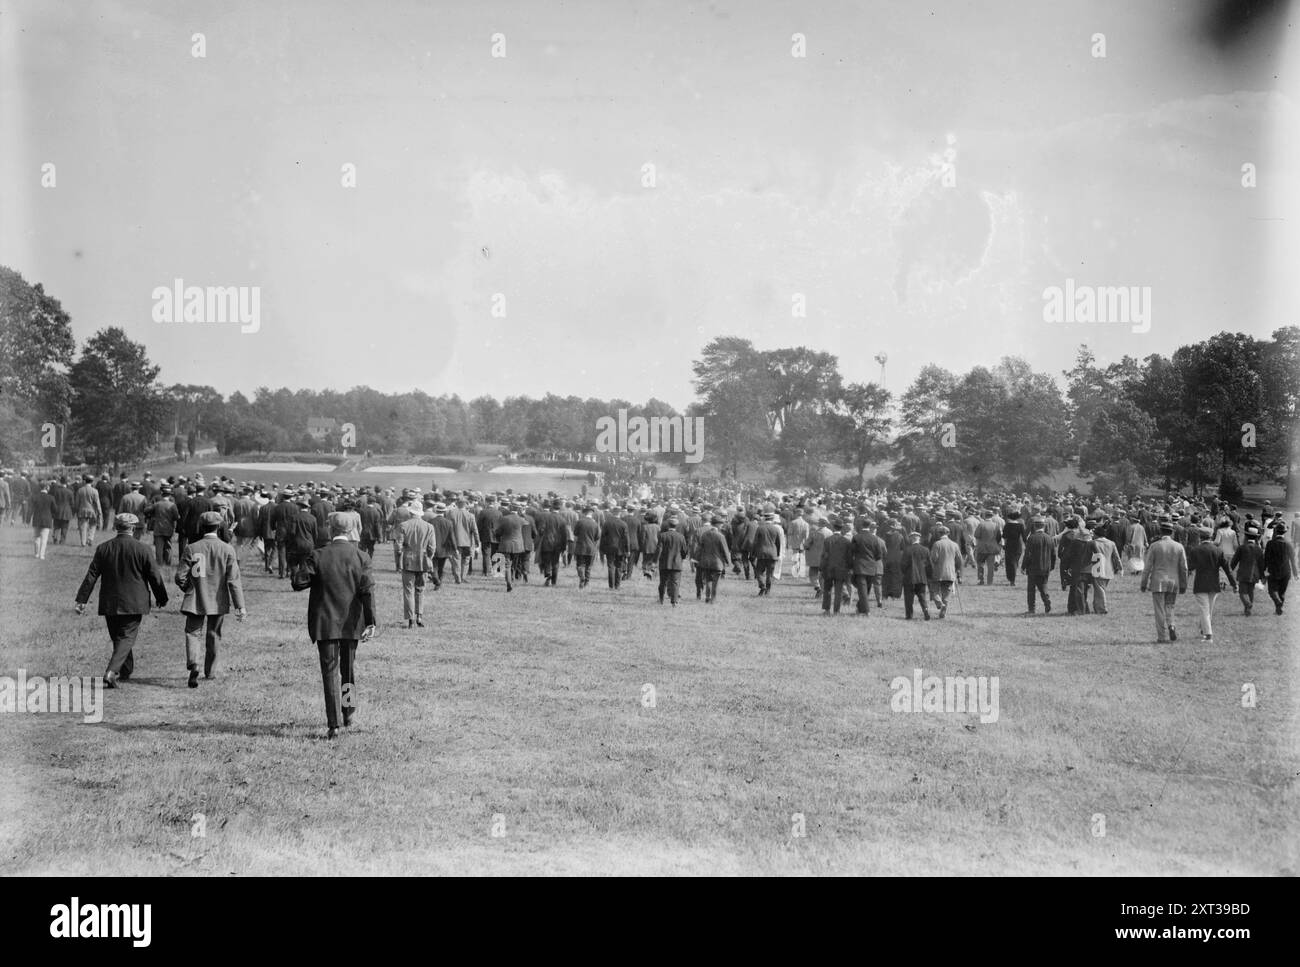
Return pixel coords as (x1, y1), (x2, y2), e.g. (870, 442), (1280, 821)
(954, 575), (966, 615)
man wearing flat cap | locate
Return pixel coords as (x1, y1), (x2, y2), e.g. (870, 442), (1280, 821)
(1230, 527), (1266, 615)
(1187, 525), (1234, 641)
(177, 510), (247, 686)
(74, 513), (169, 686)
(1140, 522), (1188, 642)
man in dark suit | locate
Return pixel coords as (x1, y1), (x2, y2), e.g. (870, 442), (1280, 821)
(850, 517), (886, 614)
(147, 485), (179, 566)
(599, 508), (629, 589)
(901, 531), (933, 620)
(1230, 526), (1266, 615)
(74, 513), (169, 686)
(536, 499), (568, 586)
(1263, 522), (1292, 615)
(1021, 517), (1056, 614)
(694, 514), (731, 603)
(358, 497), (383, 559)
(656, 517), (689, 606)
(572, 505), (601, 588)
(820, 519), (854, 615)
(476, 496), (501, 576)
(295, 514), (376, 739)
(751, 512), (783, 596)
(493, 503), (527, 591)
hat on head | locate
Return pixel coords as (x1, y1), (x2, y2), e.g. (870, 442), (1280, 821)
(114, 513), (138, 531)
(200, 511), (224, 526)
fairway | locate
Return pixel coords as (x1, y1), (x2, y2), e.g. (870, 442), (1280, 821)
(2, 524), (1295, 876)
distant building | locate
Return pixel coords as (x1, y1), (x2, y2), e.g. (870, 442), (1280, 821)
(306, 417), (337, 441)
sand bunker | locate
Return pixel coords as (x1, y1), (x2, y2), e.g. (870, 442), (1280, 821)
(211, 462), (339, 472)
(364, 465), (459, 474)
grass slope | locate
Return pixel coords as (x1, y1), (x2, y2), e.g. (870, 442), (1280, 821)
(0, 526), (1295, 875)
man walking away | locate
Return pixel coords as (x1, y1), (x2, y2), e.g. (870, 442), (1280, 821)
(819, 519), (853, 615)
(1187, 525), (1234, 641)
(1263, 522), (1292, 615)
(901, 532), (932, 620)
(1141, 522), (1188, 643)
(296, 514), (376, 739)
(177, 511), (247, 687)
(656, 517), (689, 606)
(1021, 517), (1056, 615)
(74, 513), (169, 686)
(1230, 526), (1266, 615)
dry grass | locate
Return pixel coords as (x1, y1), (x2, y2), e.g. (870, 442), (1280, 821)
(1, 523), (1295, 875)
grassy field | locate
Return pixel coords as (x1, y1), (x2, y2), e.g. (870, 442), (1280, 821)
(0, 522), (1295, 876)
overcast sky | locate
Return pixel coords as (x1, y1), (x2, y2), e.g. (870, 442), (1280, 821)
(2, 0), (1295, 409)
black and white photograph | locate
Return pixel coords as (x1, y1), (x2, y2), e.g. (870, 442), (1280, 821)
(1, 0), (1296, 909)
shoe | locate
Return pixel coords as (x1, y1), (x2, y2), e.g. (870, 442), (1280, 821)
(923, 613), (931, 621)
(1201, 635), (1213, 641)
(104, 672), (118, 689)
(1169, 627), (1177, 641)
(1044, 602), (1052, 614)
(188, 669), (199, 689)
(407, 619), (414, 629)
(327, 728), (339, 740)
(416, 618), (425, 628)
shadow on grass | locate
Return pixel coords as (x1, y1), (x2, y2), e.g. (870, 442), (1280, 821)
(101, 719), (315, 739)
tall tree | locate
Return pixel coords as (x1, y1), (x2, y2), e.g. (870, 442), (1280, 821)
(0, 267), (76, 461)
(68, 328), (168, 469)
(831, 382), (893, 488)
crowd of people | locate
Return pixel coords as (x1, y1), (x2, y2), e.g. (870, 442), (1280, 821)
(4, 465), (1295, 737)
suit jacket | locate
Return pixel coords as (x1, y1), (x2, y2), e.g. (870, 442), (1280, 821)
(751, 522), (783, 560)
(30, 491), (56, 529)
(1021, 531), (1057, 575)
(75, 534), (169, 615)
(283, 509), (318, 559)
(1263, 537), (1294, 580)
(695, 527), (731, 571)
(1141, 536), (1188, 593)
(929, 537), (962, 582)
(180, 534), (246, 615)
(358, 503), (383, 542)
(427, 515), (457, 558)
(447, 506), (476, 547)
(820, 533), (853, 577)
(599, 516), (629, 557)
(532, 509), (563, 551)
(657, 530), (689, 571)
(623, 513), (641, 551)
(303, 539), (376, 642)
(973, 519), (1002, 553)
(1230, 542), (1265, 585)
(850, 532), (885, 576)
(901, 543), (932, 584)
(117, 491), (146, 517)
(573, 517), (601, 556)
(396, 516), (438, 570)
(494, 512), (526, 555)
(1186, 540), (1232, 593)
(476, 506), (501, 544)
(639, 521), (659, 555)
(75, 484), (100, 517)
(148, 499), (179, 537)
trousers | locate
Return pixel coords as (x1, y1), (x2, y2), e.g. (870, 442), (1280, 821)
(315, 638), (357, 729)
(183, 613), (224, 674)
(105, 614), (141, 677)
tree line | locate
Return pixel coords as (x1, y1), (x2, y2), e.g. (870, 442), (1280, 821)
(2, 266), (1296, 500)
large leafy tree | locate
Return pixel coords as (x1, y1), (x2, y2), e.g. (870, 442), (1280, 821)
(68, 328), (168, 469)
(831, 382), (893, 488)
(0, 267), (76, 462)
